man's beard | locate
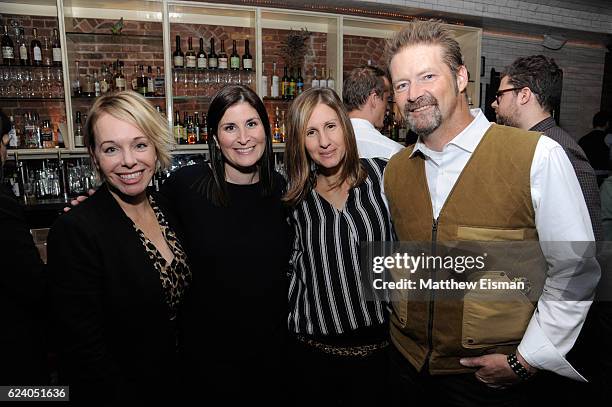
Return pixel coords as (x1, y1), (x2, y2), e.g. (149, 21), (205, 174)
(495, 109), (520, 128)
(403, 93), (443, 139)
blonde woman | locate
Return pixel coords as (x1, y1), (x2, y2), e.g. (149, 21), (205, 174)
(47, 91), (191, 405)
(284, 87), (394, 405)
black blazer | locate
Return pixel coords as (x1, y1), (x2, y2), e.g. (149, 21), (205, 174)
(0, 185), (47, 385)
(47, 184), (185, 405)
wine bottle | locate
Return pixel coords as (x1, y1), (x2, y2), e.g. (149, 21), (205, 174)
(197, 37), (207, 69)
(1, 25), (14, 66)
(230, 40), (240, 70)
(154, 66), (165, 96)
(311, 66), (319, 88)
(242, 39), (253, 71)
(146, 66), (154, 96)
(218, 39), (228, 70)
(296, 67), (304, 95)
(288, 68), (296, 100)
(327, 67), (335, 89)
(52, 28), (62, 66)
(271, 62), (279, 98)
(31, 28), (42, 66)
(173, 35), (184, 68)
(185, 37), (196, 68)
(281, 66), (289, 100)
(208, 38), (218, 69)
(17, 28), (28, 66)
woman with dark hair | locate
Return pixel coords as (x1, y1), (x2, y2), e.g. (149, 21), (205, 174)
(160, 84), (290, 401)
(0, 109), (47, 386)
(284, 87), (393, 405)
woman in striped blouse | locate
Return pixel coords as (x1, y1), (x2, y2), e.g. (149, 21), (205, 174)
(284, 87), (394, 404)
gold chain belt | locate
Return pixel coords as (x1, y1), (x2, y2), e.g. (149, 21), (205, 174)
(296, 335), (389, 358)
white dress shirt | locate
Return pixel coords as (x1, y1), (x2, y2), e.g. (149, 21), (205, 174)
(409, 108), (599, 381)
(351, 118), (404, 160)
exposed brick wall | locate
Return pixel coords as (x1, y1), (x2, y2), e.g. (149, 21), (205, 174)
(0, 15), (66, 134)
(481, 32), (606, 138)
(342, 35), (386, 76)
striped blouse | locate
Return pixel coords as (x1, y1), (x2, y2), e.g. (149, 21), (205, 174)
(288, 158), (394, 337)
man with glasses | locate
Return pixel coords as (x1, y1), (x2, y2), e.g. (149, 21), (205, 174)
(492, 55), (601, 240)
(343, 65), (404, 159)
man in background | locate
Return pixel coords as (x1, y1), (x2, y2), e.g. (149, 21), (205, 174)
(491, 54), (602, 240)
(343, 65), (403, 159)
(579, 111), (611, 174)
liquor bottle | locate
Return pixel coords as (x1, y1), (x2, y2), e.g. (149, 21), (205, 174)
(281, 66), (289, 100)
(272, 107), (282, 143)
(99, 64), (110, 94)
(320, 67), (327, 88)
(185, 37), (196, 68)
(218, 40), (228, 70)
(271, 62), (280, 98)
(52, 28), (61, 67)
(42, 36), (52, 66)
(242, 39), (253, 71)
(173, 111), (183, 145)
(131, 64), (138, 91)
(83, 73), (94, 97)
(74, 111), (84, 147)
(94, 71), (101, 97)
(197, 37), (207, 69)
(200, 114), (208, 143)
(296, 67), (304, 95)
(24, 113), (38, 148)
(173, 35), (184, 68)
(280, 110), (287, 142)
(31, 28), (42, 66)
(208, 38), (218, 69)
(146, 66), (154, 96)
(288, 68), (296, 99)
(230, 40), (240, 70)
(311, 66), (319, 88)
(41, 119), (54, 149)
(182, 112), (189, 144)
(326, 67), (335, 89)
(135, 65), (146, 95)
(8, 116), (18, 149)
(114, 61), (126, 91)
(73, 60), (82, 97)
(2, 25), (15, 66)
(17, 28), (28, 66)
(194, 112), (201, 143)
(154, 66), (165, 96)
(261, 62), (268, 98)
(187, 116), (197, 144)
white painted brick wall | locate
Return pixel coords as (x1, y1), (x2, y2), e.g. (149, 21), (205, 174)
(480, 32), (607, 138)
(369, 0), (612, 34)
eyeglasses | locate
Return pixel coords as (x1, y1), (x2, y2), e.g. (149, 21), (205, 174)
(495, 87), (521, 104)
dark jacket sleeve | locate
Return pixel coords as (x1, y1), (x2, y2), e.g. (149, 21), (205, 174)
(0, 189), (44, 306)
(47, 212), (123, 402)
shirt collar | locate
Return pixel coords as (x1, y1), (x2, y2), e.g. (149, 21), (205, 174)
(409, 109), (492, 158)
(350, 117), (376, 131)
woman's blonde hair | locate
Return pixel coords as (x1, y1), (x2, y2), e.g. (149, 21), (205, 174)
(284, 87), (365, 206)
(84, 91), (172, 176)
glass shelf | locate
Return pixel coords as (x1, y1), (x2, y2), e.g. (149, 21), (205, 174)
(65, 31), (163, 45)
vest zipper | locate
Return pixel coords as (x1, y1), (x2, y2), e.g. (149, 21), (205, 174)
(425, 217), (439, 365)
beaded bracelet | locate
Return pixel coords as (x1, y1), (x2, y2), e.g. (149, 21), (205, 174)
(507, 352), (532, 381)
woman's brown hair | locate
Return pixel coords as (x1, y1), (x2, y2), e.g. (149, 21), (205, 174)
(283, 87), (365, 206)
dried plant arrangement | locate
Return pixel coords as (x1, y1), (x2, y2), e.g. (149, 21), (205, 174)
(280, 28), (312, 71)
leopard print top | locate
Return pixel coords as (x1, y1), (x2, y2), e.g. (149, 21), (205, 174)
(133, 195), (192, 321)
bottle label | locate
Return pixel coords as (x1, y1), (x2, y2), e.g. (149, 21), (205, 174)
(53, 47), (61, 62)
(271, 76), (279, 98)
(95, 82), (101, 96)
(186, 55), (196, 68)
(100, 80), (109, 94)
(327, 79), (335, 89)
(33, 46), (42, 61)
(116, 77), (126, 89)
(218, 57), (228, 69)
(311, 79), (319, 88)
(8, 129), (17, 147)
(19, 45), (27, 60)
(243, 58), (252, 70)
(230, 56), (240, 69)
(174, 55), (184, 67)
(197, 56), (207, 69)
(2, 46), (14, 59)
(147, 80), (154, 93)
(131, 78), (137, 91)
(41, 130), (53, 142)
(208, 58), (218, 68)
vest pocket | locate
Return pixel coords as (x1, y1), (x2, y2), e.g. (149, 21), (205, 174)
(461, 271), (534, 349)
(457, 226), (527, 241)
